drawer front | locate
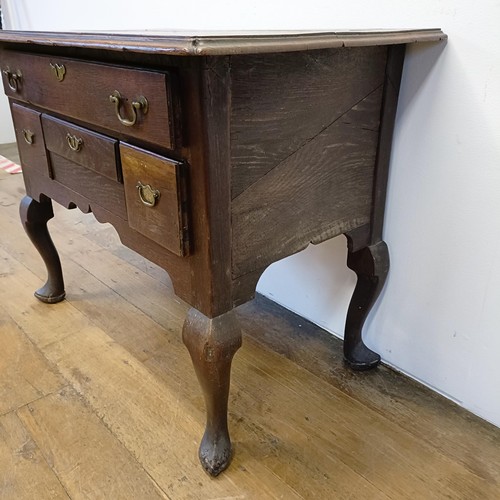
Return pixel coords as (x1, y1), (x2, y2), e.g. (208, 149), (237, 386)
(11, 103), (51, 177)
(121, 143), (189, 256)
(2, 51), (175, 149)
(42, 114), (119, 182)
(49, 152), (127, 219)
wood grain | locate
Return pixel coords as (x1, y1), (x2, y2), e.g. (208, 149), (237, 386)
(121, 143), (187, 256)
(197, 56), (233, 315)
(48, 152), (127, 219)
(2, 51), (175, 149)
(42, 114), (119, 182)
(230, 46), (387, 198)
(10, 102), (51, 178)
(17, 389), (167, 499)
(237, 294), (500, 489)
(0, 316), (65, 414)
(0, 412), (69, 499)
(232, 86), (383, 277)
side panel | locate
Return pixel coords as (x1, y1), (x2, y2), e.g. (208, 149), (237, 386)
(230, 47), (387, 278)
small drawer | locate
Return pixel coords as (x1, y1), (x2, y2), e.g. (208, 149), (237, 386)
(49, 153), (127, 219)
(42, 114), (119, 182)
(2, 51), (175, 149)
(121, 143), (189, 257)
(11, 103), (51, 177)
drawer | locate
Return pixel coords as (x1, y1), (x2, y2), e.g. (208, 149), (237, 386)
(49, 153), (127, 219)
(2, 51), (175, 149)
(10, 103), (51, 177)
(121, 143), (189, 256)
(42, 114), (119, 182)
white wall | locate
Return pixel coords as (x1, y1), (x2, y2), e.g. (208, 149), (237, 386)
(0, 91), (14, 143)
(3, 0), (500, 427)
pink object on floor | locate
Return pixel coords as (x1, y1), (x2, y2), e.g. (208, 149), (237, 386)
(0, 155), (22, 174)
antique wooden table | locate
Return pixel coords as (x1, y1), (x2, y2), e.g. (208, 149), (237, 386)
(0, 29), (446, 476)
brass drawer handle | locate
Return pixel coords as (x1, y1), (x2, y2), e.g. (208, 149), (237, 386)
(109, 90), (148, 127)
(136, 181), (160, 207)
(3, 67), (22, 92)
(22, 129), (35, 145)
(66, 133), (83, 152)
(49, 63), (66, 82)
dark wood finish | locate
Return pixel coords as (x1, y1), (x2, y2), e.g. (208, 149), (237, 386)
(121, 143), (188, 256)
(10, 103), (51, 178)
(42, 114), (119, 182)
(1, 51), (175, 149)
(232, 84), (383, 277)
(344, 224), (371, 253)
(48, 153), (127, 219)
(230, 47), (387, 198)
(344, 239), (389, 370)
(370, 44), (406, 244)
(339, 45), (406, 368)
(0, 29), (446, 477)
(19, 195), (65, 303)
(231, 268), (268, 308)
(18, 167), (194, 306)
(196, 56), (233, 316)
(182, 308), (242, 476)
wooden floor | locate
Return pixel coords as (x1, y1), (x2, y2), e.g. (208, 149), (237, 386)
(0, 144), (499, 499)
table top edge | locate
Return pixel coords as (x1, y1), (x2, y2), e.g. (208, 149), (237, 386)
(0, 29), (447, 56)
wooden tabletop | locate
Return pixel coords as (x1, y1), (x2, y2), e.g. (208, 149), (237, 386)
(0, 29), (447, 56)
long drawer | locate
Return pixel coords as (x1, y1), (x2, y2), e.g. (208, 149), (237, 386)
(2, 51), (175, 149)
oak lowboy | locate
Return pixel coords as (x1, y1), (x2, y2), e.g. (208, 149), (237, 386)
(0, 29), (446, 476)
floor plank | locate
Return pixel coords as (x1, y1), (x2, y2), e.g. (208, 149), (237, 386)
(17, 388), (168, 500)
(0, 316), (66, 415)
(0, 411), (69, 499)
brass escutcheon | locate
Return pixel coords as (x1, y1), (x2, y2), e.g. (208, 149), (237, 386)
(109, 90), (149, 127)
(22, 129), (34, 145)
(66, 133), (83, 152)
(49, 63), (66, 82)
(3, 67), (22, 92)
(136, 181), (160, 207)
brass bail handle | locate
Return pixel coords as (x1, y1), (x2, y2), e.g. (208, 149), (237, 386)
(22, 129), (34, 145)
(66, 133), (83, 152)
(49, 63), (66, 82)
(109, 90), (149, 127)
(3, 67), (22, 92)
(136, 181), (160, 207)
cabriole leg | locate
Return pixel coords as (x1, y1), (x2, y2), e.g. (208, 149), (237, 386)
(344, 240), (389, 370)
(19, 195), (66, 303)
(182, 307), (242, 476)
